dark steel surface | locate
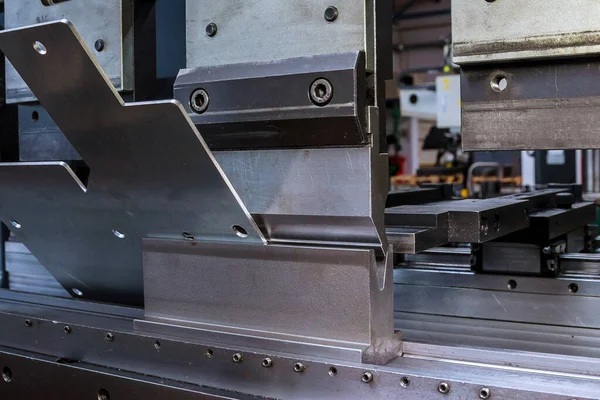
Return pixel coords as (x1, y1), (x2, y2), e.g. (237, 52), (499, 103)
(0, 21), (264, 305)
(386, 197), (530, 244)
(0, 292), (595, 399)
(461, 59), (600, 150)
(385, 184), (454, 208)
(174, 52), (367, 149)
(0, 348), (254, 400)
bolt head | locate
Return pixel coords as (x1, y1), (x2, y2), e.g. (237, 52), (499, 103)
(479, 387), (491, 399)
(324, 6), (339, 22)
(438, 382), (450, 394)
(206, 23), (218, 37)
(262, 357), (273, 368)
(293, 362), (305, 373)
(105, 332), (114, 341)
(543, 246), (551, 254)
(94, 39), (105, 52)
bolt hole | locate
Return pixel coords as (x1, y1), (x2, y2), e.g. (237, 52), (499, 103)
(33, 41), (47, 55)
(361, 371), (373, 383)
(105, 332), (114, 341)
(32, 111), (39, 122)
(205, 349), (213, 358)
(480, 387), (491, 399)
(72, 288), (83, 296)
(490, 75), (508, 93)
(438, 382), (450, 394)
(189, 89), (210, 114)
(400, 376), (410, 387)
(97, 388), (110, 400)
(293, 362), (305, 373)
(24, 319), (32, 327)
(181, 231), (195, 241)
(261, 357), (273, 368)
(328, 366), (338, 377)
(232, 353), (243, 363)
(112, 229), (125, 239)
(569, 283), (579, 293)
(154, 340), (161, 350)
(324, 6), (339, 22)
(63, 326), (71, 334)
(315, 83), (327, 99)
(10, 220), (21, 229)
(2, 367), (12, 383)
(507, 279), (517, 290)
(309, 78), (333, 106)
(232, 225), (248, 238)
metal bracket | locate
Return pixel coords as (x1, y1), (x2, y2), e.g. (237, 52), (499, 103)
(0, 21), (265, 305)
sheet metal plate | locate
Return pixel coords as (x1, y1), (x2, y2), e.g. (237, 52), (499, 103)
(186, 0), (369, 69)
(4, 0), (132, 103)
(0, 21), (263, 305)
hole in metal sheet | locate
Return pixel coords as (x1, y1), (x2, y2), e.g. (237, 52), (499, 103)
(293, 362), (305, 373)
(490, 75), (508, 92)
(507, 279), (517, 290)
(181, 232), (194, 241)
(438, 382), (450, 394)
(232, 225), (248, 238)
(569, 283), (579, 293)
(328, 367), (338, 377)
(205, 348), (213, 358)
(2, 367), (12, 383)
(32, 111), (39, 121)
(97, 388), (110, 400)
(33, 41), (47, 55)
(154, 340), (161, 350)
(112, 229), (125, 239)
(400, 376), (410, 387)
(10, 220), (21, 229)
(72, 288), (83, 296)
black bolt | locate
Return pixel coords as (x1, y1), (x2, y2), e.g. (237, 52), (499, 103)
(105, 332), (114, 341)
(206, 23), (218, 37)
(94, 39), (105, 52)
(324, 6), (339, 22)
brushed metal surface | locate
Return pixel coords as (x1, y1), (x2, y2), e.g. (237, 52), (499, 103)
(453, 0), (600, 64)
(143, 239), (397, 363)
(0, 21), (264, 305)
(186, 0), (370, 69)
(4, 0), (133, 103)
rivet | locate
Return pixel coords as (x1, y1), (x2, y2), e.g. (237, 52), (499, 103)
(94, 39), (105, 52)
(205, 23), (218, 37)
